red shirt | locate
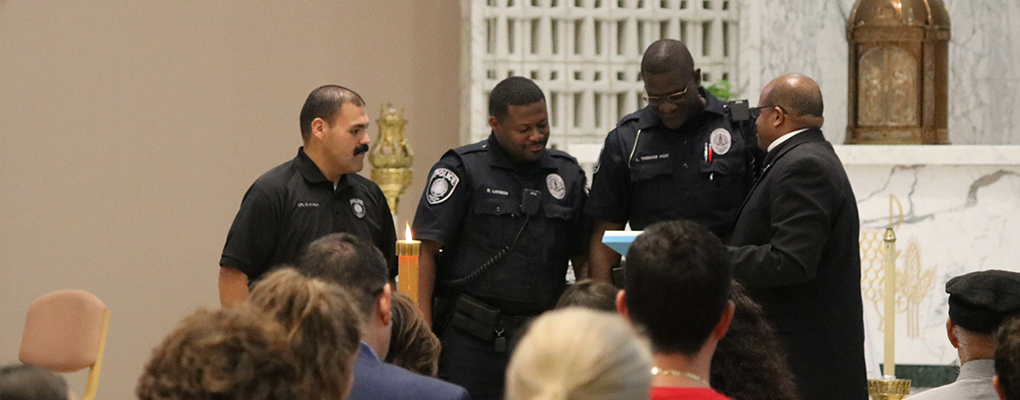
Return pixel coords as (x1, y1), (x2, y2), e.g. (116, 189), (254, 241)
(650, 386), (735, 400)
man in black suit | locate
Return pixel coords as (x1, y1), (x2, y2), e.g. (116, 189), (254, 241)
(728, 74), (867, 400)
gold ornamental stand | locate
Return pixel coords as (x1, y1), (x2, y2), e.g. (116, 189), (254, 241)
(369, 103), (415, 218)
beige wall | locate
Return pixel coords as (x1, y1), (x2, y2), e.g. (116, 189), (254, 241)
(0, 1), (461, 398)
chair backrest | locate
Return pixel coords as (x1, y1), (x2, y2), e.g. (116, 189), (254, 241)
(19, 289), (110, 400)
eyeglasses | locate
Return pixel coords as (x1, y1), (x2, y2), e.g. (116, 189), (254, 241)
(643, 83), (691, 106)
(750, 104), (787, 119)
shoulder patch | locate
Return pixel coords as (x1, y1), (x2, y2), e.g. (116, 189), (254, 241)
(427, 168), (460, 205)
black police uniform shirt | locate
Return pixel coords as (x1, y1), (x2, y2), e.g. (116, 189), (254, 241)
(413, 134), (588, 313)
(585, 88), (757, 238)
(220, 147), (398, 283)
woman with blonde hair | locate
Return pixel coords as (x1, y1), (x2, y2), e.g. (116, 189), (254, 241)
(505, 307), (653, 400)
(248, 267), (363, 400)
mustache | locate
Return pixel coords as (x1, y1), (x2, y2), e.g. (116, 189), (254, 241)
(353, 144), (369, 156)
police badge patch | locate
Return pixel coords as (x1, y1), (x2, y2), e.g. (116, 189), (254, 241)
(350, 198), (366, 219)
(710, 128), (732, 155)
(427, 168), (460, 205)
(546, 173), (566, 200)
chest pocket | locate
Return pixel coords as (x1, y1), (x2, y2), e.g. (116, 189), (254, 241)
(629, 160), (674, 213)
(698, 151), (749, 208)
(472, 196), (519, 246)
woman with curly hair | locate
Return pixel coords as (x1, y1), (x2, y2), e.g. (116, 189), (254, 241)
(710, 282), (801, 400)
(248, 267), (363, 400)
(136, 307), (300, 400)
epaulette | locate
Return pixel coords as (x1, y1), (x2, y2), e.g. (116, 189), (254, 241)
(547, 148), (579, 163)
(617, 110), (642, 128)
(452, 140), (489, 156)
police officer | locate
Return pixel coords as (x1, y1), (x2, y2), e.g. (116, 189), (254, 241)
(586, 39), (761, 283)
(412, 76), (588, 400)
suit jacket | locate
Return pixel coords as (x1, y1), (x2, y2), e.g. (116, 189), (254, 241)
(728, 129), (867, 400)
(349, 343), (471, 400)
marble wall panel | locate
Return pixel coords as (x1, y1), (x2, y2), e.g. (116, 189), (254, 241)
(841, 147), (1020, 365)
(739, 0), (1020, 145)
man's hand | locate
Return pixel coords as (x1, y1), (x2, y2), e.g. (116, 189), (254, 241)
(218, 266), (249, 307)
(589, 220), (625, 283)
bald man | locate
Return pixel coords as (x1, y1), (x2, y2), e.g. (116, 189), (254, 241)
(727, 74), (867, 400)
(586, 39), (760, 283)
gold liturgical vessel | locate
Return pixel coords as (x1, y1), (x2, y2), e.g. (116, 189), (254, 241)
(846, 0), (951, 144)
(369, 103), (415, 217)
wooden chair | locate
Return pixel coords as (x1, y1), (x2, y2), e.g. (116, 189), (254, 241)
(19, 290), (110, 400)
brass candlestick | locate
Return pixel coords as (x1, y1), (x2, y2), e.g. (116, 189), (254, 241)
(369, 103), (415, 217)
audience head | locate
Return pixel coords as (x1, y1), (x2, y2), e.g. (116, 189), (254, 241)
(755, 73), (824, 151)
(640, 39), (703, 129)
(710, 282), (800, 400)
(995, 316), (1020, 400)
(505, 307), (653, 400)
(295, 232), (393, 357)
(555, 279), (619, 312)
(136, 307), (300, 400)
(620, 220), (734, 356)
(0, 364), (69, 400)
(944, 270), (1020, 363)
(386, 290), (442, 377)
(248, 267), (362, 400)
(487, 76), (549, 164)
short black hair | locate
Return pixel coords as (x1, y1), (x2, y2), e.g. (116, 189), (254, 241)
(0, 364), (68, 400)
(488, 76), (545, 123)
(624, 220), (733, 355)
(299, 85), (366, 139)
(996, 316), (1020, 400)
(641, 39), (695, 76)
(294, 233), (388, 318)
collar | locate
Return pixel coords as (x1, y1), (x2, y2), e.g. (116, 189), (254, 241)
(957, 359), (996, 382)
(358, 342), (379, 362)
(295, 147), (351, 191)
(767, 128), (811, 152)
(634, 87), (725, 131)
(485, 133), (558, 171)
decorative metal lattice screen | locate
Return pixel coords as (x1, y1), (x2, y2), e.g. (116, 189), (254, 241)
(463, 0), (740, 168)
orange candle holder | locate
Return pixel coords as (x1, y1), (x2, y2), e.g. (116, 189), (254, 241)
(397, 224), (421, 306)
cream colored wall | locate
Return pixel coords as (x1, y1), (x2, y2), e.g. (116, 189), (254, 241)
(0, 1), (461, 398)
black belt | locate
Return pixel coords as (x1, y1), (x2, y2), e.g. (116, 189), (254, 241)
(449, 294), (533, 352)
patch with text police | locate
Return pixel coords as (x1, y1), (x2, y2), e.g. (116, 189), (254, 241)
(350, 198), (366, 219)
(546, 173), (566, 200)
(427, 168), (460, 205)
(710, 128), (732, 155)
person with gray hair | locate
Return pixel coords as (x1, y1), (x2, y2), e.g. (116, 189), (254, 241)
(912, 270), (1020, 400)
(218, 84), (397, 307)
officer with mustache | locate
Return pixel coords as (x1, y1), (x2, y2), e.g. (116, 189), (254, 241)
(218, 85), (397, 307)
(413, 76), (589, 400)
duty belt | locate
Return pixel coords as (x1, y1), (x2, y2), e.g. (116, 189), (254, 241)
(450, 294), (532, 353)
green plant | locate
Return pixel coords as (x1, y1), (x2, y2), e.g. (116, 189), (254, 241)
(706, 79), (736, 100)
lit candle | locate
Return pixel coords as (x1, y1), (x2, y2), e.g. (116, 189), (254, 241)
(397, 223), (421, 306)
(882, 226), (897, 378)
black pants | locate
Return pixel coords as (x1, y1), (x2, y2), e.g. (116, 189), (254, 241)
(437, 324), (511, 400)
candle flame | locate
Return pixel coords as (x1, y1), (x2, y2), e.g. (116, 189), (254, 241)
(405, 223), (413, 241)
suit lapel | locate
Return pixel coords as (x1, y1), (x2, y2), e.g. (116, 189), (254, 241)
(730, 129), (826, 232)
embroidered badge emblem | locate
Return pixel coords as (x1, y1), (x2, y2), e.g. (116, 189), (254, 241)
(350, 198), (366, 219)
(546, 173), (566, 200)
(427, 168), (460, 205)
(710, 128), (732, 155)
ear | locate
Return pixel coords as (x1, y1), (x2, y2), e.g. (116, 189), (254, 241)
(994, 375), (1007, 400)
(712, 300), (736, 339)
(947, 318), (961, 349)
(488, 115), (500, 133)
(771, 106), (785, 128)
(377, 284), (393, 327)
(615, 290), (630, 321)
(692, 68), (702, 87)
(310, 117), (328, 141)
